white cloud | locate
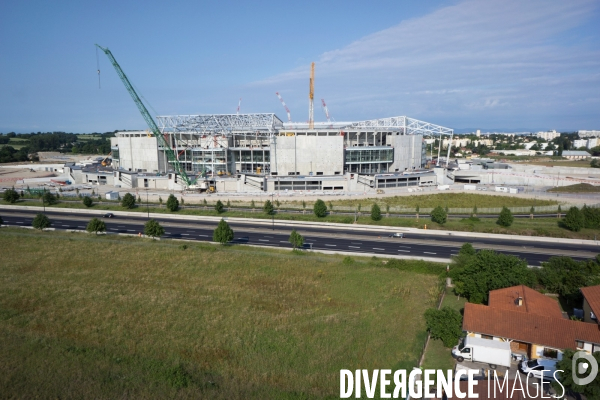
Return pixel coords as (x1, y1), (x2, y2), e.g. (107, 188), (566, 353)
(250, 0), (600, 129)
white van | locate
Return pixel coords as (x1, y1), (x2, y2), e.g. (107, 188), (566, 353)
(519, 359), (557, 380)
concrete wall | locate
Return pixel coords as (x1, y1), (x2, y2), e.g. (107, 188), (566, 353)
(390, 134), (423, 172)
(273, 135), (344, 176)
(115, 135), (160, 172)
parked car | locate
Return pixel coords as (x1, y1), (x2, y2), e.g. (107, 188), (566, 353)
(103, 213), (114, 218)
(519, 359), (557, 380)
(388, 233), (404, 238)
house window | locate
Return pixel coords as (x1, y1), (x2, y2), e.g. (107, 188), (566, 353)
(543, 348), (559, 359)
(576, 341), (584, 349)
(481, 335), (493, 340)
(594, 344), (600, 353)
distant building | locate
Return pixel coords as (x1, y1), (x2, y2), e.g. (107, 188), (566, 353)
(578, 130), (600, 138)
(573, 138), (598, 149)
(536, 130), (560, 141)
(561, 150), (590, 160)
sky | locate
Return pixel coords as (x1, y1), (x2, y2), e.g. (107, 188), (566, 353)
(1, 0), (599, 133)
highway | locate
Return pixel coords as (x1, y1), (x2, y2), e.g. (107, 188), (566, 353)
(1, 208), (597, 266)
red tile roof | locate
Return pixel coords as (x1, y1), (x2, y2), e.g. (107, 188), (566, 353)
(488, 285), (563, 319)
(581, 285), (600, 321)
(463, 303), (600, 350)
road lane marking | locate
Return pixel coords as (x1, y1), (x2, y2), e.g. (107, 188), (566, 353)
(259, 239), (269, 242)
(349, 246), (361, 249)
(424, 252), (437, 255)
(280, 241), (289, 243)
(398, 250), (410, 253)
(198, 234), (208, 237)
(324, 244), (336, 247)
(373, 248), (385, 251)
(182, 234), (190, 236)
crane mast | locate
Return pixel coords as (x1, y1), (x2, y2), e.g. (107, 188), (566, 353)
(95, 44), (197, 188)
(308, 62), (315, 129)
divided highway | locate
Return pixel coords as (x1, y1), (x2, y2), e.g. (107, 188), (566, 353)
(1, 208), (597, 266)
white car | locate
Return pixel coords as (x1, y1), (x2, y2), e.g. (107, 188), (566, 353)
(519, 359), (557, 380)
(388, 233), (404, 238)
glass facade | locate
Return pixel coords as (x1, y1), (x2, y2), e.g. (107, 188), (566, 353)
(345, 148), (393, 164)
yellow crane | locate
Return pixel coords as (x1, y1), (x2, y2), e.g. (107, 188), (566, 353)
(309, 62), (315, 130)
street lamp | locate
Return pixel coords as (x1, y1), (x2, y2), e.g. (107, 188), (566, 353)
(271, 192), (274, 231)
(146, 189), (149, 218)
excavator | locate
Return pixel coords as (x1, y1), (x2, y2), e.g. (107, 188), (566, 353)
(101, 152), (111, 166)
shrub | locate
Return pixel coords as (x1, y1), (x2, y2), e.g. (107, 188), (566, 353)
(121, 193), (136, 209)
(582, 205), (600, 229)
(342, 256), (354, 265)
(288, 229), (304, 249)
(144, 219), (164, 238)
(86, 218), (106, 235)
(563, 206), (585, 232)
(82, 196), (93, 207)
(425, 307), (463, 347)
(213, 219), (234, 244)
(42, 191), (57, 205)
(313, 199), (327, 217)
(0, 215), (3, 225)
(497, 206), (514, 227)
(371, 204), (382, 221)
(430, 206), (447, 224)
(166, 194), (179, 212)
(32, 213), (51, 230)
(215, 200), (224, 214)
(263, 200), (274, 215)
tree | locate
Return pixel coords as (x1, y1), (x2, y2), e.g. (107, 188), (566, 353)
(180, 197), (185, 209)
(86, 218), (106, 235)
(371, 204), (382, 221)
(557, 204), (562, 219)
(121, 193), (136, 209)
(166, 194), (179, 212)
(302, 200), (307, 214)
(144, 219), (164, 238)
(472, 205), (477, 218)
(328, 201), (334, 214)
(32, 213), (51, 230)
(226, 199), (230, 208)
(431, 206), (447, 224)
(529, 206), (534, 220)
(250, 199), (255, 210)
(582, 205), (600, 229)
(137, 195), (142, 204)
(43, 191), (57, 205)
(289, 229), (304, 249)
(213, 219), (234, 244)
(158, 196), (163, 208)
(497, 206), (514, 227)
(591, 159), (600, 168)
(3, 188), (20, 203)
(416, 205), (420, 220)
(536, 256), (600, 302)
(263, 199), (274, 215)
(314, 199), (327, 217)
(82, 196), (93, 207)
(553, 350), (600, 399)
(454, 250), (535, 303)
(563, 206), (585, 232)
(425, 307), (463, 347)
(215, 200), (224, 214)
(385, 203), (390, 217)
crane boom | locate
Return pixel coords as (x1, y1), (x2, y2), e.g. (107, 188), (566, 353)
(275, 92), (292, 122)
(308, 62), (315, 129)
(321, 99), (331, 123)
(95, 44), (196, 187)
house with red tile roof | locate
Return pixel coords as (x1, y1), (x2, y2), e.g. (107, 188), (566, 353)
(462, 285), (600, 361)
(581, 284), (600, 325)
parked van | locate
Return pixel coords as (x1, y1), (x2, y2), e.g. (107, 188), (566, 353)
(451, 336), (512, 369)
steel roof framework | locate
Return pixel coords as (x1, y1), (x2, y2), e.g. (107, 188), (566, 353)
(346, 116), (453, 136)
(156, 113), (284, 136)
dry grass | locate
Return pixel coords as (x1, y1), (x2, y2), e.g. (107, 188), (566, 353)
(548, 183), (600, 193)
(0, 228), (441, 399)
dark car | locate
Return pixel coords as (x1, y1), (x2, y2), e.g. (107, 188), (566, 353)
(103, 213), (114, 218)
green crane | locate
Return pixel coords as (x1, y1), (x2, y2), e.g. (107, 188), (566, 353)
(95, 44), (197, 187)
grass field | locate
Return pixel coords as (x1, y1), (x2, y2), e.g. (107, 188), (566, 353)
(0, 228), (443, 399)
(524, 160), (593, 168)
(548, 183), (600, 193)
(286, 193), (558, 209)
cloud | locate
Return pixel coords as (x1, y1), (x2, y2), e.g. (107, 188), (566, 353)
(250, 0), (600, 129)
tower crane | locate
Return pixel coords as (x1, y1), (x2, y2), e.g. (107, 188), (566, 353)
(275, 92), (292, 123)
(321, 99), (331, 123)
(308, 62), (315, 129)
(95, 44), (201, 188)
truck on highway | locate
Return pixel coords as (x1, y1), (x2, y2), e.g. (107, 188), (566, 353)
(451, 336), (512, 369)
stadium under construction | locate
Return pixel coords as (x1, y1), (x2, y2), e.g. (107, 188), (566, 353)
(109, 114), (452, 192)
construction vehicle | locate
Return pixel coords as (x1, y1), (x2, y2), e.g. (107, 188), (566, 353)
(101, 152), (111, 166)
(95, 44), (205, 190)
